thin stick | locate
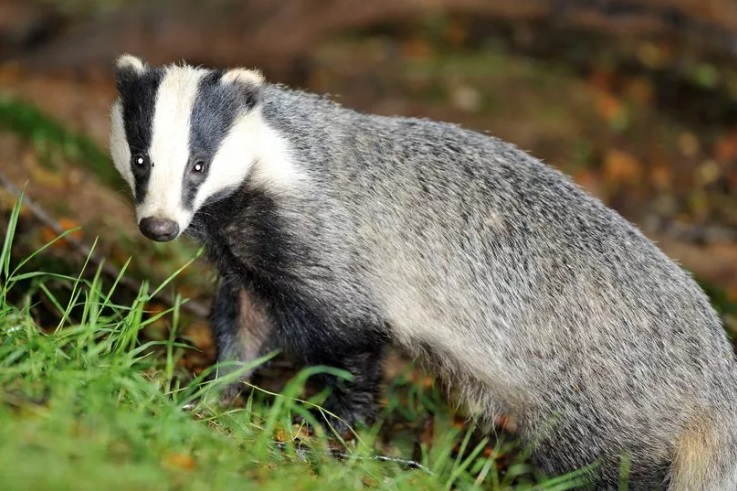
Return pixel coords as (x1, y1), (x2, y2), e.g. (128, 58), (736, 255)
(0, 170), (210, 318)
(273, 440), (433, 474)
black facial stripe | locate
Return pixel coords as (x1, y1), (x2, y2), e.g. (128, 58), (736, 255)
(117, 67), (164, 204)
(182, 70), (257, 210)
(182, 157), (208, 209)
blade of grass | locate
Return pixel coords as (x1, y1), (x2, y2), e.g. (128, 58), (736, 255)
(1, 188), (24, 292)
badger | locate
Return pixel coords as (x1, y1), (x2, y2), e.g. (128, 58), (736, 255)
(109, 54), (737, 489)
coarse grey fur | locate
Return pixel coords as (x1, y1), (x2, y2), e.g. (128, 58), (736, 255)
(259, 87), (737, 488)
(111, 59), (737, 490)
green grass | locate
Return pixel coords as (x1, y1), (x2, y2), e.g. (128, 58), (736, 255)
(0, 192), (588, 490)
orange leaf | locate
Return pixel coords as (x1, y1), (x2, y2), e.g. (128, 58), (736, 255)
(291, 423), (312, 440)
(593, 90), (625, 125)
(58, 217), (82, 235)
(573, 170), (604, 198)
(728, 287), (737, 303)
(588, 68), (614, 92)
(714, 129), (737, 163)
(649, 164), (672, 190)
(418, 414), (435, 449)
(677, 132), (700, 158)
(163, 453), (196, 471)
(145, 303), (168, 315)
(274, 426), (288, 443)
(603, 149), (641, 184)
(443, 19), (468, 47)
(39, 217), (83, 248)
(183, 322), (214, 351)
(401, 38), (433, 60)
(624, 78), (653, 105)
(30, 167), (65, 189)
(452, 415), (466, 429)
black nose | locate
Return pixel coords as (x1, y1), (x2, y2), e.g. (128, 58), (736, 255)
(139, 217), (180, 242)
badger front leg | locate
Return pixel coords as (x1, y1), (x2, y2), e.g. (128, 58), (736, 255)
(210, 281), (275, 402)
(211, 279), (386, 435)
(288, 318), (388, 436)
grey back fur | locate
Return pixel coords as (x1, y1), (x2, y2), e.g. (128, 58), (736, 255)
(257, 85), (737, 489)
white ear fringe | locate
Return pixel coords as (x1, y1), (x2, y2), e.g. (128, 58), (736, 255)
(221, 68), (265, 86)
(116, 54), (146, 74)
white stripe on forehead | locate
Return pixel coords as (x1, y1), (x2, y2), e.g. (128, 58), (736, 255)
(139, 65), (208, 221)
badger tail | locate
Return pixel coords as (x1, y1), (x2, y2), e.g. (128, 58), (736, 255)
(669, 411), (737, 491)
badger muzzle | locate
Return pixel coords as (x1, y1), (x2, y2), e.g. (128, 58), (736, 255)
(139, 217), (180, 242)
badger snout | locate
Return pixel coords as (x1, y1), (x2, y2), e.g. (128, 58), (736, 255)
(139, 217), (180, 242)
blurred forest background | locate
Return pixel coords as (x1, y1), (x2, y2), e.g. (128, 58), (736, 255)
(1, 0), (737, 487)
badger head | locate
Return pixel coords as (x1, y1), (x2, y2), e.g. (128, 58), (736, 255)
(109, 54), (270, 242)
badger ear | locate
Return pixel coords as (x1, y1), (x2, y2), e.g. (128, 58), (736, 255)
(114, 54), (147, 92)
(221, 68), (264, 110)
(221, 68), (264, 86)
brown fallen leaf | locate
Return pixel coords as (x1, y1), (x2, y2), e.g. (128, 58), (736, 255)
(588, 68), (614, 92)
(714, 129), (737, 164)
(573, 170), (605, 199)
(729, 287), (737, 303)
(677, 132), (700, 158)
(593, 90), (624, 125)
(141, 303), (169, 341)
(603, 149), (642, 184)
(401, 37), (433, 60)
(183, 322), (215, 352)
(443, 18), (468, 47)
(30, 167), (65, 189)
(39, 217), (83, 247)
(650, 167), (672, 191)
(162, 453), (196, 471)
(623, 77), (653, 106)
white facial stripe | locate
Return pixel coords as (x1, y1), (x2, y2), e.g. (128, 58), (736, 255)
(193, 109), (306, 211)
(109, 101), (134, 191)
(138, 65), (208, 226)
(248, 120), (307, 192)
(193, 111), (260, 210)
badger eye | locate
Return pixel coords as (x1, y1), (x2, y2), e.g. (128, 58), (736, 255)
(191, 159), (207, 174)
(133, 154), (148, 167)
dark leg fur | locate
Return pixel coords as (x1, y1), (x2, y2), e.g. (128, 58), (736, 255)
(211, 279), (387, 432)
(268, 297), (388, 435)
(306, 349), (385, 435)
(210, 281), (275, 402)
(196, 188), (389, 432)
